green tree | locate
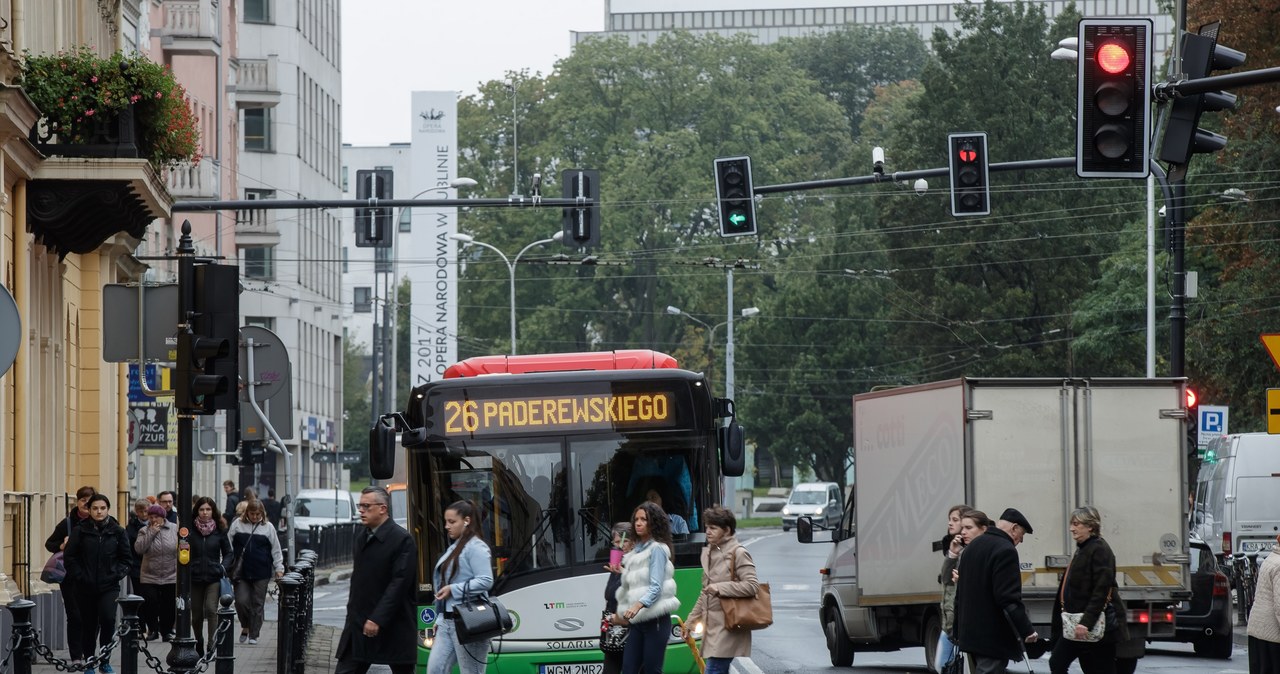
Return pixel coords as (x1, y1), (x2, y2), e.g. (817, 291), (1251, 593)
(342, 337), (372, 480)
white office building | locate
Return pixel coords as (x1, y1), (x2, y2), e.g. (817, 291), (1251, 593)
(236, 0), (346, 492)
(573, 0), (1174, 55)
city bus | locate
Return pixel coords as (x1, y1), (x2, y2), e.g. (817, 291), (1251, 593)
(369, 349), (745, 674)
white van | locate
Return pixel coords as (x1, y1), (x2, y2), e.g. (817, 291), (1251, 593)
(1191, 433), (1280, 556)
(781, 482), (842, 532)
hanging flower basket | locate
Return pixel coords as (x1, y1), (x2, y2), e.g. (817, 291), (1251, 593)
(21, 47), (202, 168)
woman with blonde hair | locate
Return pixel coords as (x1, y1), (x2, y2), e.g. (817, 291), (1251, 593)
(229, 499), (283, 644)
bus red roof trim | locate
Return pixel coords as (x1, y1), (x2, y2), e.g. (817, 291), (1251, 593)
(443, 350), (678, 378)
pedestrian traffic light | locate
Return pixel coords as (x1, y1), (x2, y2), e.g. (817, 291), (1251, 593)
(714, 157), (757, 237)
(561, 169), (600, 248)
(948, 133), (990, 217)
(355, 168), (394, 248)
(174, 330), (229, 413)
(1158, 23), (1245, 166)
(192, 264), (240, 412)
(1076, 19), (1153, 178)
(235, 440), (266, 465)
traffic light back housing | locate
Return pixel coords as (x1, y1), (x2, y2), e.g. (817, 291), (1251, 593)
(948, 133), (990, 217)
(1158, 23), (1244, 165)
(714, 157), (758, 237)
(355, 168), (394, 248)
(561, 169), (601, 248)
(1076, 19), (1153, 178)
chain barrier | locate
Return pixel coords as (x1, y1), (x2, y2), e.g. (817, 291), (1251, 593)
(133, 615), (233, 674)
(29, 619), (129, 672)
(1, 627), (24, 674)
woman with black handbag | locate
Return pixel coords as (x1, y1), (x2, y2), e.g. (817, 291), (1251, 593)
(428, 500), (495, 674)
(1049, 506), (1128, 674)
(601, 522), (635, 674)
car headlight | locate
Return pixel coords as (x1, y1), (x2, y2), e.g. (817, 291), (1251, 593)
(782, 507), (791, 515)
(816, 507), (825, 516)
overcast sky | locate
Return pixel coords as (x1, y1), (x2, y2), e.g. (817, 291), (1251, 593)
(341, 0), (603, 146)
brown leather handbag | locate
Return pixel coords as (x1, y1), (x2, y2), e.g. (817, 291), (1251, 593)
(719, 547), (773, 631)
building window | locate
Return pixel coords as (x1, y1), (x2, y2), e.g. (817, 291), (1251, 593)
(245, 316), (276, 331)
(398, 208), (412, 233)
(342, 247), (349, 273)
(244, 108), (272, 152)
(354, 287), (372, 313)
(243, 246), (275, 279)
(342, 165), (348, 192)
(245, 0), (272, 23)
(375, 246), (392, 274)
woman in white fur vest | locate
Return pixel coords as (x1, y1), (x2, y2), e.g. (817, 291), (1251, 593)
(609, 501), (679, 674)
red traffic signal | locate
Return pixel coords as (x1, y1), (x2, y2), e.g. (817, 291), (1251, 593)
(948, 132), (989, 217)
(1186, 387), (1198, 409)
(1076, 19), (1152, 179)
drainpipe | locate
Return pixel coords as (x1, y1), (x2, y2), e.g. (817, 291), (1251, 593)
(13, 182), (28, 493)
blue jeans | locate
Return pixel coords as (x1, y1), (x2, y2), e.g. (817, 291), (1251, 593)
(621, 616), (670, 674)
(426, 618), (491, 674)
(705, 656), (733, 674)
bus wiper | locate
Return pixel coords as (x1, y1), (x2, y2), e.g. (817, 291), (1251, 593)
(502, 507), (559, 571)
(578, 507), (612, 546)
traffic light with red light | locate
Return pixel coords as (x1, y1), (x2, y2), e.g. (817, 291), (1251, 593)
(714, 157), (758, 237)
(1076, 19), (1153, 178)
(948, 133), (989, 217)
(1158, 23), (1245, 166)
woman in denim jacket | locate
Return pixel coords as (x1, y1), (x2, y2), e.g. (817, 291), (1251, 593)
(427, 500), (495, 674)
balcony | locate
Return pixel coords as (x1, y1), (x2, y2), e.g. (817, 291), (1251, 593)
(235, 56), (281, 109)
(235, 207), (281, 244)
(160, 0), (222, 57)
(165, 157), (217, 199)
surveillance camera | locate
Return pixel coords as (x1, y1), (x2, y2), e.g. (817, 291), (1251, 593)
(914, 178), (928, 196)
(872, 146), (886, 175)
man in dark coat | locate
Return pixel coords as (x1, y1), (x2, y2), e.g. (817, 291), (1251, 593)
(336, 486), (418, 674)
(953, 508), (1040, 674)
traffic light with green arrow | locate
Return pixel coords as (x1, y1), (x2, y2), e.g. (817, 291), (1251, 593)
(714, 156), (757, 237)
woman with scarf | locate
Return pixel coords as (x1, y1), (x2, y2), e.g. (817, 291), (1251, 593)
(189, 496), (234, 654)
(64, 493), (132, 674)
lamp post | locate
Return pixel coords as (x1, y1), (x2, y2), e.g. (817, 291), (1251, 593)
(665, 305), (760, 399)
(449, 230), (564, 355)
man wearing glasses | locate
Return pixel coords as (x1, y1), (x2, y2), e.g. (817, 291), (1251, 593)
(335, 486), (418, 674)
(157, 491), (178, 524)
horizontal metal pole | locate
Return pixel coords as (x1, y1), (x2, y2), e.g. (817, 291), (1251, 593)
(1164, 66), (1280, 97)
(755, 157), (1075, 195)
(171, 197), (593, 212)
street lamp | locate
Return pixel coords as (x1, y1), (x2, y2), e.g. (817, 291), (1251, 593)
(666, 305), (760, 396)
(450, 230), (565, 355)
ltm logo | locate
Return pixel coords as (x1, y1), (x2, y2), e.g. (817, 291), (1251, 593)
(543, 601), (566, 609)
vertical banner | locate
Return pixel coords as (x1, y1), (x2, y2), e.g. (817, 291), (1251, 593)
(408, 91), (459, 387)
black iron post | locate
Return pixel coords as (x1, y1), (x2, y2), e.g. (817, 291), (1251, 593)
(118, 594), (144, 674)
(277, 574), (300, 674)
(215, 594), (236, 674)
(168, 221), (201, 673)
(5, 599), (36, 674)
(1168, 169), (1188, 377)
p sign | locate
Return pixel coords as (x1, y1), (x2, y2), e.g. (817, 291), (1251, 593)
(1198, 405), (1228, 449)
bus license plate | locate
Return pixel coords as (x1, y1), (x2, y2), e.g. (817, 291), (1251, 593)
(540, 665), (603, 674)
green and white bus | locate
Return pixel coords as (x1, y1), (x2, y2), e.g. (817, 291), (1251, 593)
(370, 349), (746, 674)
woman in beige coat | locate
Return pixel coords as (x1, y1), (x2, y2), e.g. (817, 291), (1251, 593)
(683, 506), (760, 674)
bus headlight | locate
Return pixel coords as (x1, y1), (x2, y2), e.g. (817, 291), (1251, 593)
(694, 622), (705, 638)
(419, 627), (435, 648)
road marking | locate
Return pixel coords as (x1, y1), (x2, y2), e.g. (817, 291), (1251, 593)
(731, 656), (767, 674)
(779, 584), (810, 591)
(740, 532), (784, 547)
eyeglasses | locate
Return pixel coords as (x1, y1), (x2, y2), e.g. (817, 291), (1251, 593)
(356, 503), (386, 511)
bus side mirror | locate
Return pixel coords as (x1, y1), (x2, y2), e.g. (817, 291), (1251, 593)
(719, 422), (745, 477)
(797, 516), (813, 543)
(369, 416), (398, 480)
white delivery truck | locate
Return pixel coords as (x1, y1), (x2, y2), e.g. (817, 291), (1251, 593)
(797, 378), (1193, 672)
(1191, 432), (1280, 557)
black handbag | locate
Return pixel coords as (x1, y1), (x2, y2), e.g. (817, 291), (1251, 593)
(454, 581), (514, 645)
(600, 611), (629, 653)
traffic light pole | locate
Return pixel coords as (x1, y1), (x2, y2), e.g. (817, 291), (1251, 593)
(171, 196), (592, 212)
(169, 221), (200, 673)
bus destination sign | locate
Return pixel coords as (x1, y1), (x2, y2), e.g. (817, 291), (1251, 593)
(435, 391), (677, 437)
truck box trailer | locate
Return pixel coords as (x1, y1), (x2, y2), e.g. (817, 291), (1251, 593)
(797, 378), (1192, 671)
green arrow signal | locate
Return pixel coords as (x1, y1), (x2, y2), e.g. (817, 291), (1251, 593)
(729, 213), (746, 226)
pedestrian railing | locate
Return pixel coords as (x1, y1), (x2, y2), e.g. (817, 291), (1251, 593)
(303, 522), (359, 569)
(276, 549), (319, 674)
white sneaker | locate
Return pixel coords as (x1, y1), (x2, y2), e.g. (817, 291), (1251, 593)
(247, 638), (258, 645)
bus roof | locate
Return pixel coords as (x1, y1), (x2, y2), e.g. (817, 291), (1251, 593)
(444, 349), (679, 378)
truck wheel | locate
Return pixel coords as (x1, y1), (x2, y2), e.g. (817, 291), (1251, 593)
(825, 605), (855, 667)
(1194, 631), (1234, 659)
(1115, 657), (1138, 674)
(922, 615), (942, 673)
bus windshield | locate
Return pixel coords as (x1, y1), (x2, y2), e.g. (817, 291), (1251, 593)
(409, 429), (712, 592)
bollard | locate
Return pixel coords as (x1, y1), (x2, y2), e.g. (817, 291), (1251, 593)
(276, 574), (300, 674)
(118, 594), (145, 674)
(294, 559), (315, 634)
(5, 599), (36, 674)
(215, 593), (236, 674)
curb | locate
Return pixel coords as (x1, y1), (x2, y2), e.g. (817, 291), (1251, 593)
(316, 568), (352, 586)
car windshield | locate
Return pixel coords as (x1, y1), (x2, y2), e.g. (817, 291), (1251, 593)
(790, 491), (827, 505)
(293, 497), (351, 519)
(390, 489), (406, 526)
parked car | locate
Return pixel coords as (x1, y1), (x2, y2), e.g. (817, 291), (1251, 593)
(290, 488), (357, 548)
(387, 483), (407, 528)
(781, 482), (842, 532)
(1191, 433), (1280, 557)
(1149, 537), (1233, 658)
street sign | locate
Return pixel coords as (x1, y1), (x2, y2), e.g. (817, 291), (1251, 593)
(240, 326), (294, 441)
(1263, 333), (1280, 371)
(311, 451), (361, 464)
(102, 284), (179, 362)
(1268, 389), (1280, 435)
(0, 285), (18, 377)
(1198, 405), (1228, 449)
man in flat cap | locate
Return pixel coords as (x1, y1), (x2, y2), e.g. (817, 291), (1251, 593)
(953, 508), (1039, 673)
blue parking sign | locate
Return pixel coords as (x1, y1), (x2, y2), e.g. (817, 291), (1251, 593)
(1198, 405), (1228, 449)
